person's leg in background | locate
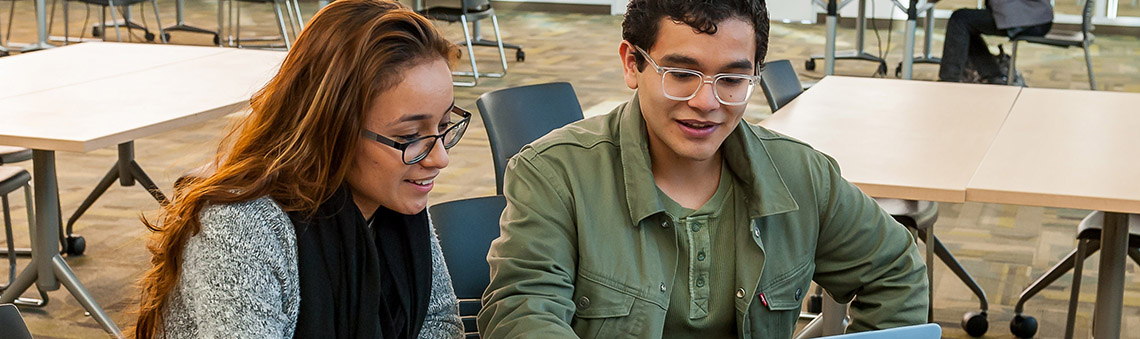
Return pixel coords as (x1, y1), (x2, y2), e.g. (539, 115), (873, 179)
(938, 9), (1002, 82)
(967, 32), (1004, 83)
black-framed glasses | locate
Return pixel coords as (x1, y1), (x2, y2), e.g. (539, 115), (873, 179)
(634, 45), (760, 106)
(363, 105), (471, 165)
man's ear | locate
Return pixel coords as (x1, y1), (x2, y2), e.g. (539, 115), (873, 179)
(619, 41), (639, 90)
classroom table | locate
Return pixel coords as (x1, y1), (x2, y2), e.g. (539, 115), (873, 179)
(759, 76), (1022, 336)
(759, 76), (1021, 203)
(966, 87), (1140, 338)
(0, 42), (283, 336)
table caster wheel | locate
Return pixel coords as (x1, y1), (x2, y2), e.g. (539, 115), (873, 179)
(805, 58), (816, 71)
(516, 49), (525, 62)
(962, 311), (988, 337)
(145, 32), (156, 42)
(92, 26), (102, 37)
(1009, 314), (1037, 338)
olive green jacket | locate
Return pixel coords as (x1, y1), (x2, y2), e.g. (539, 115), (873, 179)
(478, 94), (928, 338)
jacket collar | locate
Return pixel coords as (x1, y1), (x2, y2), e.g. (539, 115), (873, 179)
(617, 92), (799, 227)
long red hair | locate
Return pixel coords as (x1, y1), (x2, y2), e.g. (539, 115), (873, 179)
(134, 1), (456, 337)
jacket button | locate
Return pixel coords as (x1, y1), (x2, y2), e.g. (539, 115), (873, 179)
(661, 220), (670, 228)
(690, 223), (701, 232)
(795, 288), (803, 301)
(752, 226), (760, 238)
(697, 250), (706, 261)
(695, 277), (705, 287)
(577, 296), (590, 309)
(660, 283), (667, 293)
(736, 288), (745, 299)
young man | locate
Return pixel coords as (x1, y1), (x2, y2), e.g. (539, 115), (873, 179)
(477, 1), (928, 338)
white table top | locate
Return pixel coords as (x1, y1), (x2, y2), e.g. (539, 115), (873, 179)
(0, 42), (228, 100)
(966, 88), (1140, 214)
(759, 76), (1022, 203)
(0, 42), (284, 152)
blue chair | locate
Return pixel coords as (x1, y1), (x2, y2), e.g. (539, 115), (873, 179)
(475, 82), (583, 194)
(428, 195), (506, 339)
(0, 303), (33, 339)
(759, 60), (804, 112)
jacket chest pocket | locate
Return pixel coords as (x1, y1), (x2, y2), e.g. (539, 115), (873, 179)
(750, 261), (815, 339)
(570, 275), (664, 339)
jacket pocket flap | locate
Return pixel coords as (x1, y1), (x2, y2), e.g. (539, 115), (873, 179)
(573, 277), (636, 319)
(760, 261), (814, 311)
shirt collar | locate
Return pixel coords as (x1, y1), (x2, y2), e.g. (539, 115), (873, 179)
(617, 92), (799, 227)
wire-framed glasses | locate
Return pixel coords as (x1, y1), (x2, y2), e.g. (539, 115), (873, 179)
(634, 45), (760, 106)
(362, 105), (471, 165)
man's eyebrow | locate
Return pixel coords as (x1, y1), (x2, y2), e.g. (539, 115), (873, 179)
(660, 54), (701, 67)
(724, 59), (755, 72)
(661, 54), (755, 73)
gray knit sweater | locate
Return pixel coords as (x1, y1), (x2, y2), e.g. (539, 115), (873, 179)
(161, 196), (463, 338)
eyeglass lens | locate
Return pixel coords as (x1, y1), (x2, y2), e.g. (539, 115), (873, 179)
(661, 70), (754, 105)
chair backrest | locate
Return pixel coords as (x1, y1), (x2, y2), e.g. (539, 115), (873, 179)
(428, 195), (507, 338)
(0, 304), (34, 339)
(759, 59), (804, 112)
(476, 82), (584, 194)
(818, 323), (942, 339)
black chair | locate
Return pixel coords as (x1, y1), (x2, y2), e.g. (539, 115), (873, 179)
(475, 82), (583, 194)
(1007, 0), (1096, 90)
(760, 64), (991, 337)
(759, 60), (804, 112)
(420, 0), (524, 86)
(1009, 212), (1140, 338)
(0, 147), (31, 166)
(0, 304), (33, 339)
(428, 195), (506, 339)
(0, 167), (32, 293)
(63, 0), (168, 44)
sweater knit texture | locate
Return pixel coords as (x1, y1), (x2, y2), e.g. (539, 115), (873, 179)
(161, 196), (463, 338)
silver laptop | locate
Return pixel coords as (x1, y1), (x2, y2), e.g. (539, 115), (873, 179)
(819, 324), (942, 339)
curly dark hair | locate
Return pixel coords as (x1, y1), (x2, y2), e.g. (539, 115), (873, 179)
(622, 0), (770, 73)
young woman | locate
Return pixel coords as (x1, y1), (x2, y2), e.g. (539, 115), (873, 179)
(135, 1), (465, 337)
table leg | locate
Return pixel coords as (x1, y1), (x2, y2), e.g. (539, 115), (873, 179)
(1092, 212), (1128, 338)
(0, 150), (122, 336)
(22, 0), (56, 51)
(824, 0), (837, 75)
(900, 0), (918, 80)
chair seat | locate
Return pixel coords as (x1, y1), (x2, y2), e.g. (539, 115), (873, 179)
(1076, 211), (1140, 246)
(419, 6), (494, 23)
(0, 166), (31, 195)
(874, 198), (938, 230)
(0, 146), (31, 165)
(1014, 30), (1091, 48)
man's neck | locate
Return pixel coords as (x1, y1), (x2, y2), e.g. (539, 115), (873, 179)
(649, 143), (723, 211)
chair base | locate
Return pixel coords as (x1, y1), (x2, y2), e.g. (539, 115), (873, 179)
(1010, 212), (1140, 339)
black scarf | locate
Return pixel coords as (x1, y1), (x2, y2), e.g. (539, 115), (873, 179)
(289, 185), (432, 339)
